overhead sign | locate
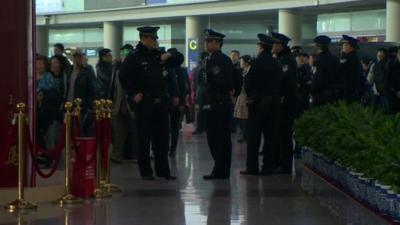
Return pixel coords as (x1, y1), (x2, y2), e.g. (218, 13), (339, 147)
(188, 38), (200, 74)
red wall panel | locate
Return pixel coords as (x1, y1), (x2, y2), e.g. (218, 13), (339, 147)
(0, 0), (32, 187)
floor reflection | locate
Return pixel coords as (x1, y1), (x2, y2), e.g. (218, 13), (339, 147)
(0, 135), (390, 225)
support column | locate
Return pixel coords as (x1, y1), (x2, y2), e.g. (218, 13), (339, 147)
(103, 22), (123, 59)
(279, 9), (303, 46)
(185, 16), (207, 68)
(36, 26), (49, 56)
(386, 0), (400, 42)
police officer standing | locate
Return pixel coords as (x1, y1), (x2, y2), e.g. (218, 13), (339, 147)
(339, 35), (364, 103)
(311, 35), (341, 106)
(240, 34), (282, 176)
(270, 32), (299, 174)
(202, 29), (234, 180)
(119, 26), (179, 180)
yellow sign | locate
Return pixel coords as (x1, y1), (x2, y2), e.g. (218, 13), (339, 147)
(5, 145), (18, 166)
(189, 40), (198, 50)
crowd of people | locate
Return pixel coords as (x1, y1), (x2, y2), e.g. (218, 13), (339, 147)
(35, 26), (400, 179)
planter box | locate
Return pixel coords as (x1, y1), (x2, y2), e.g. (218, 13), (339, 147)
(302, 148), (400, 223)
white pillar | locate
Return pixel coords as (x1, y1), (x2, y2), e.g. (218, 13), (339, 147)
(279, 9), (303, 46)
(185, 16), (207, 67)
(103, 22), (123, 59)
(36, 26), (49, 56)
(386, 0), (400, 42)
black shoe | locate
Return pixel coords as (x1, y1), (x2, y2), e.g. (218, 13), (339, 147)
(142, 175), (155, 181)
(240, 170), (259, 175)
(164, 175), (177, 180)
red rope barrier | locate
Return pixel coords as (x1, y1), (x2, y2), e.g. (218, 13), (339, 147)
(26, 125), (66, 179)
(34, 128), (67, 157)
(100, 118), (111, 175)
(73, 115), (82, 137)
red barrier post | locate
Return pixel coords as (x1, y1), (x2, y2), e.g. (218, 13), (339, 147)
(93, 100), (111, 199)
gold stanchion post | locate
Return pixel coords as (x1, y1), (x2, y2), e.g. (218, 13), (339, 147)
(102, 100), (122, 193)
(4, 103), (37, 212)
(73, 98), (82, 119)
(55, 102), (83, 206)
(93, 100), (111, 199)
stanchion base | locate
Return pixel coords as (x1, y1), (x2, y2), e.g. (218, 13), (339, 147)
(93, 188), (112, 199)
(4, 199), (37, 212)
(103, 183), (122, 193)
(54, 194), (83, 207)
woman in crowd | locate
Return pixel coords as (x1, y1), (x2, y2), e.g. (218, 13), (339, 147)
(234, 55), (252, 143)
(36, 55), (57, 166)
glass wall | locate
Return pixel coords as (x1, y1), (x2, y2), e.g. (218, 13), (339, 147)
(48, 28), (104, 65)
(36, 0), (84, 14)
(317, 10), (386, 40)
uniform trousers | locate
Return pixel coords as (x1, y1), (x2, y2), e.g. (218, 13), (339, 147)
(205, 103), (232, 178)
(136, 100), (171, 177)
(246, 98), (280, 173)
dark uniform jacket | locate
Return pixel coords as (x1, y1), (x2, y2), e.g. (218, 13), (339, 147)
(204, 50), (234, 106)
(276, 47), (299, 119)
(119, 42), (178, 104)
(339, 51), (364, 102)
(245, 51), (282, 108)
(194, 63), (207, 106)
(312, 50), (341, 105)
(298, 64), (313, 95)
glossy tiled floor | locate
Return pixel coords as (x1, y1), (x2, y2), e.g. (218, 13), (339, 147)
(0, 134), (389, 225)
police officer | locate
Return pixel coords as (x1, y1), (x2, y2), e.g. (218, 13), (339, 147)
(270, 32), (299, 174)
(311, 35), (341, 106)
(240, 34), (282, 176)
(202, 29), (234, 180)
(119, 26), (179, 180)
(339, 35), (364, 103)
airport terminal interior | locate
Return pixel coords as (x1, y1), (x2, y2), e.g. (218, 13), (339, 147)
(1, 0), (400, 224)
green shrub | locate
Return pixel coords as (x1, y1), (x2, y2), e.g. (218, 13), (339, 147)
(294, 102), (400, 192)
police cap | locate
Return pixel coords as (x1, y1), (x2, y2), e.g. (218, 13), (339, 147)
(137, 26), (160, 39)
(257, 33), (274, 46)
(314, 35), (331, 45)
(204, 29), (226, 41)
(270, 32), (291, 45)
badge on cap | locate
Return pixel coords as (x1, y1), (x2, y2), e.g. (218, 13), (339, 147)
(212, 66), (221, 75)
(282, 65), (289, 72)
